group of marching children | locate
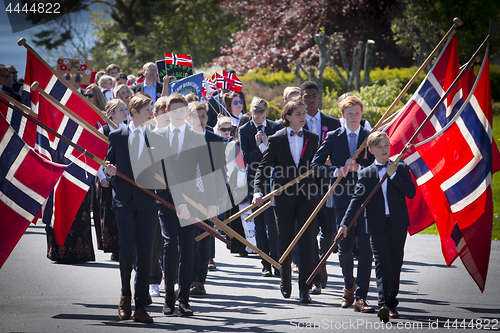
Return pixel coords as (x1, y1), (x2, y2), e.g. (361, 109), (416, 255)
(44, 59), (414, 324)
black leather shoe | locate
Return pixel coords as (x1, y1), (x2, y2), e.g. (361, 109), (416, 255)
(299, 290), (312, 304)
(280, 283), (291, 299)
(163, 294), (175, 316)
(133, 307), (153, 323)
(178, 302), (194, 316)
(274, 269), (281, 277)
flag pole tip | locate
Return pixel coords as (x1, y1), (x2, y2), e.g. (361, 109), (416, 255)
(453, 18), (463, 27)
(17, 38), (26, 46)
(30, 82), (39, 91)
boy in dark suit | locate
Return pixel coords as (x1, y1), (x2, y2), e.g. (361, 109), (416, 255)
(253, 99), (319, 303)
(338, 131), (416, 322)
(104, 94), (184, 323)
(312, 96), (375, 312)
(158, 94), (217, 317)
(239, 97), (283, 276)
(300, 80), (340, 292)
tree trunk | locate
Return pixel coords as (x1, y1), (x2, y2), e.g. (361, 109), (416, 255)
(363, 40), (375, 87)
(349, 41), (364, 91)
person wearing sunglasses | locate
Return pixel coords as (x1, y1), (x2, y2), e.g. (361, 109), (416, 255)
(223, 92), (245, 127)
(83, 83), (107, 112)
(0, 64), (21, 102)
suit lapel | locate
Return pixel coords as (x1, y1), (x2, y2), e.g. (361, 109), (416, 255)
(339, 128), (350, 157)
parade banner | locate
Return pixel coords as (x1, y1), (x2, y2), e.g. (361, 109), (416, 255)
(156, 60), (193, 83)
(56, 58), (93, 86)
(168, 72), (203, 99)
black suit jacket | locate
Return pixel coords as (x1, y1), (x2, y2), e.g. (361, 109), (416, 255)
(239, 119), (284, 199)
(254, 128), (319, 207)
(159, 126), (218, 209)
(312, 126), (374, 209)
(106, 126), (170, 211)
(340, 162), (416, 234)
(204, 129), (227, 201)
(131, 82), (162, 101)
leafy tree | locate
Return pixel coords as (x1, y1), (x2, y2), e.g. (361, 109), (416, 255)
(213, 0), (412, 74)
(392, 0), (500, 65)
(31, 0), (239, 74)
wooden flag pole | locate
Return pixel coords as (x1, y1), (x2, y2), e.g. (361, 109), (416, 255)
(196, 169), (314, 242)
(31, 82), (108, 143)
(277, 18), (463, 265)
(17, 37), (118, 130)
(244, 201), (271, 223)
(306, 29), (494, 285)
(183, 194), (281, 270)
(0, 90), (37, 118)
(1, 97), (229, 246)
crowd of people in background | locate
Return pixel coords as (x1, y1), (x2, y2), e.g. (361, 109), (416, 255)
(0, 60), (415, 324)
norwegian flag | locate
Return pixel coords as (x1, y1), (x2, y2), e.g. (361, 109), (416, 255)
(211, 72), (226, 89)
(164, 53), (193, 68)
(414, 48), (494, 291)
(202, 76), (217, 100)
(36, 95), (108, 246)
(22, 49), (107, 129)
(223, 70), (243, 92)
(0, 112), (65, 268)
(0, 94), (37, 148)
(383, 32), (463, 234)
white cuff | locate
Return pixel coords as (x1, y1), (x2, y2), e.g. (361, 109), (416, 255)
(258, 143), (268, 153)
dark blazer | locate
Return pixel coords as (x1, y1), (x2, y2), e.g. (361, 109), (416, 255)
(340, 162), (416, 234)
(312, 126), (374, 209)
(254, 128), (319, 207)
(239, 119), (284, 199)
(204, 129), (227, 200)
(106, 126), (170, 211)
(159, 126), (218, 208)
(304, 112), (340, 143)
(131, 81), (163, 101)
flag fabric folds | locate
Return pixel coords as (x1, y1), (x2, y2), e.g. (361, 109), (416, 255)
(164, 53), (193, 68)
(0, 113), (65, 268)
(384, 32), (462, 234)
(0, 95), (37, 148)
(414, 48), (494, 292)
(222, 70), (243, 92)
(22, 49), (106, 129)
(36, 95), (108, 246)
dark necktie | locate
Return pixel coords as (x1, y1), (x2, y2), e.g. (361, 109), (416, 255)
(131, 128), (141, 161)
(257, 125), (263, 132)
(171, 128), (180, 157)
(290, 130), (303, 137)
(376, 162), (388, 171)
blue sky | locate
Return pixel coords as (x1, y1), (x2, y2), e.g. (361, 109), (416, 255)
(0, 3), (96, 79)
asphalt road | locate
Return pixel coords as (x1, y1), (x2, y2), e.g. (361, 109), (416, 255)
(1, 223), (499, 333)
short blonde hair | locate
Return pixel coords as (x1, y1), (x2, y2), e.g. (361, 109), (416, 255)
(188, 101), (208, 118)
(105, 99), (126, 119)
(249, 97), (268, 115)
(154, 96), (168, 115)
(113, 84), (133, 98)
(217, 116), (232, 128)
(98, 75), (114, 88)
(185, 92), (199, 103)
(339, 95), (363, 113)
(367, 131), (389, 148)
(283, 87), (300, 101)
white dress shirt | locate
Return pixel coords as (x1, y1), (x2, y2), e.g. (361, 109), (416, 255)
(252, 119), (268, 153)
(376, 161), (397, 216)
(306, 110), (322, 135)
(333, 125), (361, 177)
(287, 127), (303, 167)
(129, 123), (147, 159)
(168, 123), (187, 157)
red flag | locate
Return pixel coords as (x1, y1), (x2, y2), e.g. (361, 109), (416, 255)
(0, 95), (37, 148)
(415, 49), (493, 291)
(223, 70), (243, 92)
(0, 113), (65, 268)
(384, 32), (461, 234)
(36, 96), (108, 246)
(22, 49), (107, 129)
(164, 53), (193, 68)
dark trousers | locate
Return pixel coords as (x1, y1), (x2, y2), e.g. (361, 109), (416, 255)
(334, 207), (372, 300)
(370, 218), (407, 307)
(115, 203), (157, 308)
(253, 207), (279, 271)
(193, 220), (212, 284)
(150, 219), (163, 285)
(274, 197), (316, 291)
(158, 201), (196, 305)
(313, 205), (336, 284)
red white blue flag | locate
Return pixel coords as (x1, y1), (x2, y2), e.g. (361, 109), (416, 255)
(414, 47), (494, 291)
(383, 32), (462, 234)
(223, 70), (243, 92)
(164, 53), (193, 68)
(0, 112), (65, 268)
